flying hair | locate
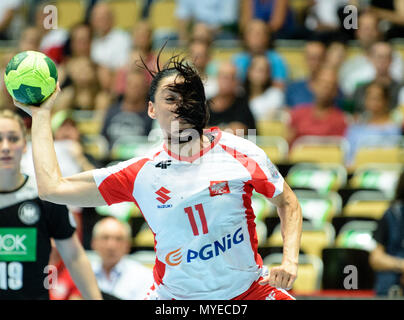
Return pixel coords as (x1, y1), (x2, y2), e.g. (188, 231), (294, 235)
(139, 42), (210, 135)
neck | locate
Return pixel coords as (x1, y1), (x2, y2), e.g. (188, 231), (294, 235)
(0, 170), (25, 192)
(249, 84), (263, 99)
(368, 111), (390, 124)
(166, 132), (210, 158)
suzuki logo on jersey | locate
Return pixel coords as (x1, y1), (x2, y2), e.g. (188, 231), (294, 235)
(156, 187), (171, 204)
(164, 227), (244, 266)
(209, 181), (230, 197)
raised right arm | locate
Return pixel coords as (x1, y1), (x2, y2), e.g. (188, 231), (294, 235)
(14, 90), (107, 208)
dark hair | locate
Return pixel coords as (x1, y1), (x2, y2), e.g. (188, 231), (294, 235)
(140, 45), (210, 135)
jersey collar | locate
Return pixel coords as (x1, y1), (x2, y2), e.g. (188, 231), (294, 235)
(163, 127), (222, 163)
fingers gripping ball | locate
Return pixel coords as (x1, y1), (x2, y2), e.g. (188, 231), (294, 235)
(4, 51), (58, 105)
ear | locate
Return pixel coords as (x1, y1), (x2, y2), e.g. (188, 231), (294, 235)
(148, 101), (156, 119)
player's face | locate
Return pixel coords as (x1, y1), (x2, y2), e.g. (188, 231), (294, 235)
(148, 74), (194, 140)
(0, 118), (26, 172)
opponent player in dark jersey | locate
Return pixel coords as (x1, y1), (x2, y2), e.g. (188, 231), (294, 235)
(0, 110), (102, 300)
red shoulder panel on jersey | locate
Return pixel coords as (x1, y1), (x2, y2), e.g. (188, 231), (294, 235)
(220, 144), (276, 198)
(98, 158), (150, 205)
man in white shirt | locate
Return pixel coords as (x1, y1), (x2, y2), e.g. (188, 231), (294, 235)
(90, 217), (154, 300)
(90, 2), (131, 70)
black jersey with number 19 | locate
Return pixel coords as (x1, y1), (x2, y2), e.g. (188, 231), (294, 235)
(0, 175), (75, 300)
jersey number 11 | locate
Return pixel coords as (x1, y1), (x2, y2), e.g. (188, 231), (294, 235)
(184, 203), (208, 236)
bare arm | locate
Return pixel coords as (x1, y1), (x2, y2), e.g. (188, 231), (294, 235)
(13, 89), (107, 207)
(260, 181), (302, 289)
(370, 0), (404, 26)
(369, 244), (404, 273)
(55, 234), (102, 300)
(268, 0), (288, 33)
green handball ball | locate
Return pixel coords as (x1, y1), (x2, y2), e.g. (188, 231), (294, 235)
(4, 50), (58, 105)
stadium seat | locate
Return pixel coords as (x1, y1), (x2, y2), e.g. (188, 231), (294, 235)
(130, 250), (156, 269)
(106, 0), (141, 31)
(263, 253), (323, 294)
(251, 191), (273, 220)
(294, 190), (342, 228)
(133, 223), (155, 247)
(343, 190), (390, 220)
(352, 145), (404, 170)
(288, 136), (349, 164)
(287, 162), (347, 194)
(256, 109), (290, 139)
(321, 247), (375, 290)
(349, 163), (403, 199)
(55, 0), (86, 30)
(335, 220), (378, 252)
(255, 136), (289, 164)
(267, 221), (336, 257)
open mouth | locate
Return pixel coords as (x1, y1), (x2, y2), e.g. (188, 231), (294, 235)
(0, 157), (13, 162)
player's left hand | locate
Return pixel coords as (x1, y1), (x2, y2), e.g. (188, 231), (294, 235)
(259, 262), (298, 290)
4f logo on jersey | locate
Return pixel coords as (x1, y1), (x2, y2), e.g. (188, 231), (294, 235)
(156, 187), (172, 208)
(155, 160), (172, 169)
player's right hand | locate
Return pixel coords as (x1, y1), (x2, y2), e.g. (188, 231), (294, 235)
(13, 82), (61, 116)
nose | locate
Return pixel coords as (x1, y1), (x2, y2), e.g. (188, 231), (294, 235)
(0, 139), (10, 155)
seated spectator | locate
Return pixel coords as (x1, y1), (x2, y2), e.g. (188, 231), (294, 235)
(339, 11), (404, 97)
(370, 170), (404, 297)
(114, 20), (157, 95)
(286, 41), (326, 108)
(175, 0), (240, 43)
(188, 39), (218, 100)
(240, 0), (297, 39)
(232, 19), (289, 88)
(101, 70), (153, 150)
(288, 66), (348, 145)
(90, 2), (131, 70)
(55, 57), (112, 112)
(90, 217), (154, 300)
(208, 61), (256, 135)
(345, 81), (402, 166)
(0, 0), (23, 40)
(351, 41), (402, 114)
(370, 0), (404, 39)
(244, 55), (284, 120)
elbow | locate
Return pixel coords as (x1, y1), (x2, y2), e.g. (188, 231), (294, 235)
(37, 187), (57, 202)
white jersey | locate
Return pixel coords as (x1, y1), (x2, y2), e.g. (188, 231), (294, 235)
(92, 128), (284, 300)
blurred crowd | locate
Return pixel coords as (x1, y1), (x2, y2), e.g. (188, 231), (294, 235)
(0, 0), (404, 299)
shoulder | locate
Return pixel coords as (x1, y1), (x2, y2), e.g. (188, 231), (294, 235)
(219, 131), (267, 160)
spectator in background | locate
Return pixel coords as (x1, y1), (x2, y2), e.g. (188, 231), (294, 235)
(351, 41), (402, 114)
(208, 61), (256, 134)
(339, 11), (404, 97)
(370, 170), (404, 297)
(188, 39), (218, 100)
(175, 0), (240, 43)
(232, 19), (289, 88)
(345, 81), (401, 166)
(90, 2), (131, 70)
(286, 41), (326, 108)
(288, 66), (348, 145)
(240, 0), (296, 39)
(101, 70), (153, 150)
(370, 0), (404, 40)
(91, 217), (154, 300)
(114, 20), (157, 96)
(244, 55), (284, 121)
(0, 0), (23, 40)
(19, 26), (42, 52)
(54, 57), (112, 112)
